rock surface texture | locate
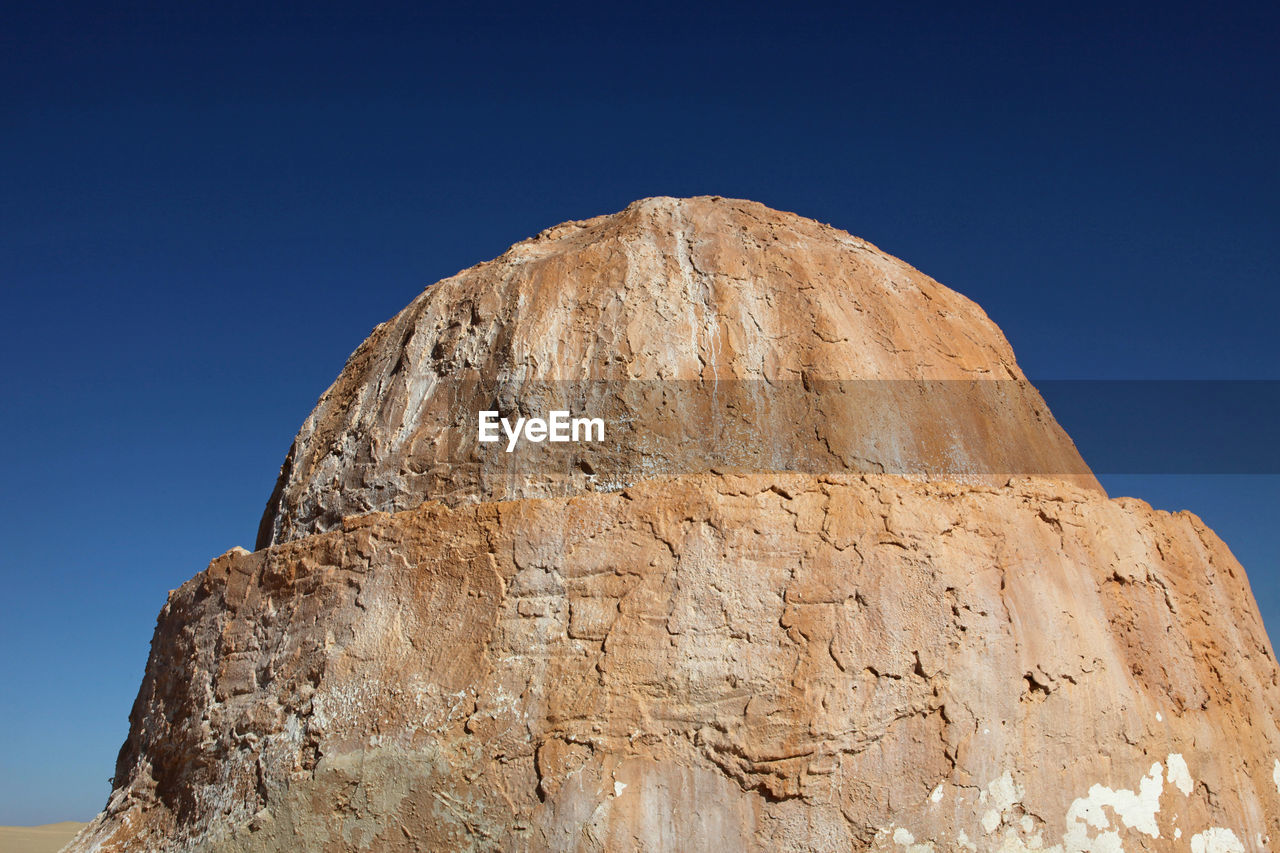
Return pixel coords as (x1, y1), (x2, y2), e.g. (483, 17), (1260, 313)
(70, 198), (1279, 852)
(254, 196), (1097, 549)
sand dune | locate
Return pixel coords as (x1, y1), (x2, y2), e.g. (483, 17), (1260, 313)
(0, 822), (87, 853)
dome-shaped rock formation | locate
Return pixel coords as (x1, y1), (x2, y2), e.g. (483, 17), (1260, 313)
(70, 198), (1279, 853)
(256, 197), (1097, 549)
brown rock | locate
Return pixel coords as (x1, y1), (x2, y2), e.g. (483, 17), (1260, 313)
(254, 197), (1097, 549)
(69, 199), (1280, 852)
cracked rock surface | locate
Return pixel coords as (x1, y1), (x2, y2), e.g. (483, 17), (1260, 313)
(69, 199), (1279, 852)
(255, 197), (1098, 549)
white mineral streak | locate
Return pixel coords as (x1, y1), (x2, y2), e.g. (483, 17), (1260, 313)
(1167, 753), (1194, 796)
(1064, 763), (1164, 843)
(1189, 827), (1245, 853)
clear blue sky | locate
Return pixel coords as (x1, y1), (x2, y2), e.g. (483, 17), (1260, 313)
(2, 1), (1277, 826)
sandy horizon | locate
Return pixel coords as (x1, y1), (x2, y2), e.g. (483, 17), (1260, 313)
(0, 821), (89, 853)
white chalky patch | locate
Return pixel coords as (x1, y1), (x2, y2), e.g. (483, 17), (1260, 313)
(879, 761), (1251, 853)
(1190, 827), (1245, 853)
(1064, 761), (1164, 844)
(1156, 712), (1162, 722)
(988, 771), (1023, 814)
(1093, 830), (1124, 852)
(613, 781), (626, 797)
(1166, 753), (1193, 796)
(976, 771), (1027, 837)
(1273, 758), (1280, 793)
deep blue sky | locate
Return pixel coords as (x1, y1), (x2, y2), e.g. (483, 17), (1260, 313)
(2, 1), (1277, 826)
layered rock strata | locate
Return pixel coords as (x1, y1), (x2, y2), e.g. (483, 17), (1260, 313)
(69, 198), (1279, 852)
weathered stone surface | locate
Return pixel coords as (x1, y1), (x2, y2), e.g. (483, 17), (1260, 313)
(255, 197), (1097, 549)
(69, 198), (1279, 851)
(72, 475), (1280, 851)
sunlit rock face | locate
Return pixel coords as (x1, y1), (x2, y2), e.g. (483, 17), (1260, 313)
(254, 196), (1098, 549)
(70, 199), (1279, 852)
